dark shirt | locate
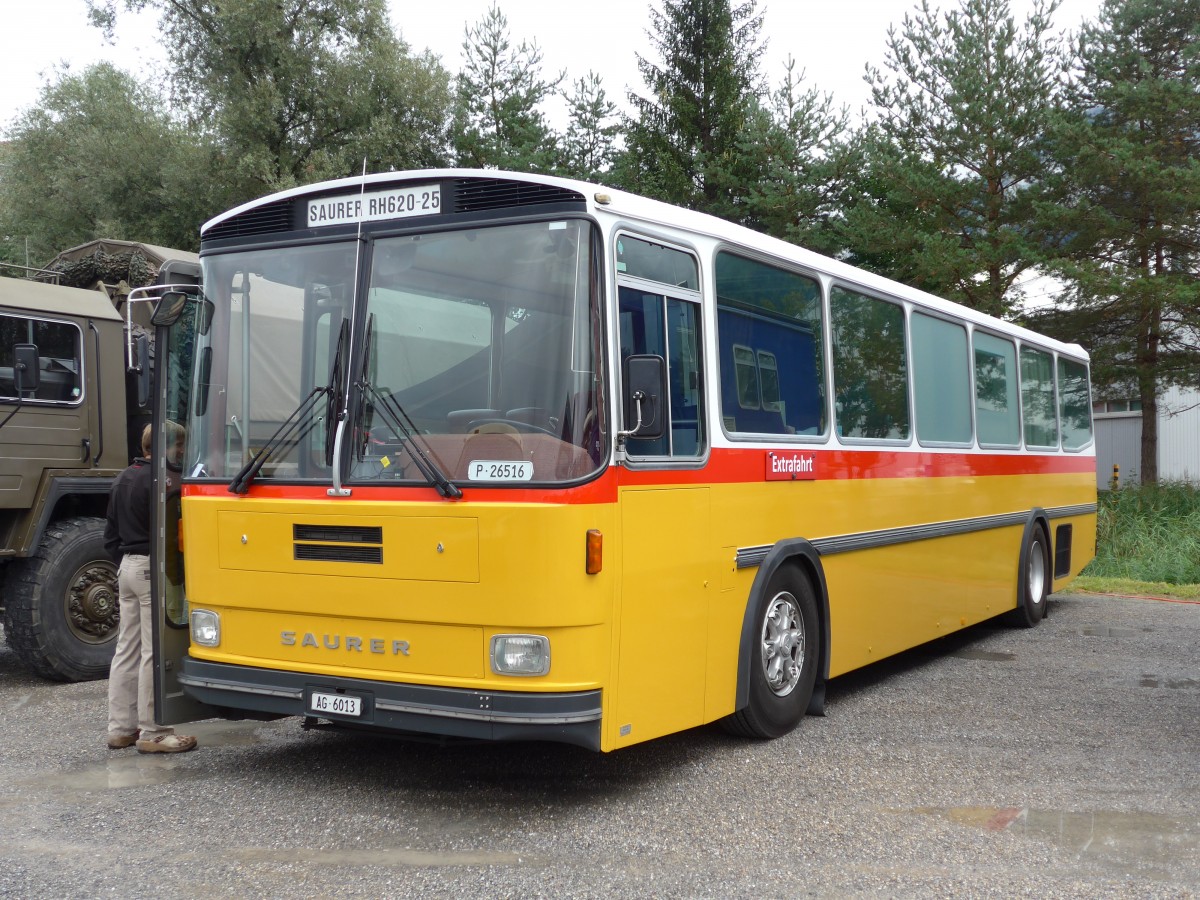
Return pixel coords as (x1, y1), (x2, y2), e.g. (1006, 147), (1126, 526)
(104, 457), (152, 562)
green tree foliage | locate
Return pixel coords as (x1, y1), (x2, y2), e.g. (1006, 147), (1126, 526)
(87, 0), (453, 198)
(557, 72), (621, 182)
(841, 0), (1066, 317)
(618, 0), (766, 218)
(452, 3), (561, 172)
(1037, 0), (1200, 483)
(0, 63), (207, 265)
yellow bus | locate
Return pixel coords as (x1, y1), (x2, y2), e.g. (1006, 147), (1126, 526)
(149, 169), (1096, 751)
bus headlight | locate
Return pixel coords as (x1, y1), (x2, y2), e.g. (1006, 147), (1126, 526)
(490, 634), (550, 676)
(191, 609), (221, 647)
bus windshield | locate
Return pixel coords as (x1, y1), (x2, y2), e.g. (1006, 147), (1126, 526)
(352, 220), (605, 486)
(188, 219), (605, 487)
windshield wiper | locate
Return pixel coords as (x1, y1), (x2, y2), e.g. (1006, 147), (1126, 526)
(355, 321), (461, 499)
(228, 319), (348, 495)
(360, 382), (462, 499)
(227, 386), (329, 494)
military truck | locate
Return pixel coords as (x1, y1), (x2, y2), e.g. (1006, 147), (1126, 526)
(0, 242), (197, 680)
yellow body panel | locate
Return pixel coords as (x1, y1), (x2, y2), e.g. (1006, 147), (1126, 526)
(181, 467), (1095, 751)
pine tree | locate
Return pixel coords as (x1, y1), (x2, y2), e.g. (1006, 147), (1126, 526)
(1038, 0), (1200, 484)
(841, 0), (1067, 317)
(452, 4), (562, 172)
(740, 58), (850, 251)
(617, 0), (766, 219)
(557, 73), (621, 182)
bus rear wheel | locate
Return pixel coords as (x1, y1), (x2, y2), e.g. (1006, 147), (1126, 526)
(724, 568), (819, 739)
(1008, 524), (1050, 628)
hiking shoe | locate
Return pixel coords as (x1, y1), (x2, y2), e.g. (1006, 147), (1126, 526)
(107, 732), (138, 750)
(135, 734), (197, 754)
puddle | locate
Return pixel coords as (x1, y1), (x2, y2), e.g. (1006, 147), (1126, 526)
(22, 720), (283, 793)
(915, 806), (1199, 876)
(234, 846), (547, 868)
(950, 649), (1016, 662)
(34, 755), (199, 792)
(1139, 675), (1199, 690)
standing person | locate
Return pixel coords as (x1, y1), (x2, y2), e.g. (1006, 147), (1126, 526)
(104, 423), (198, 754)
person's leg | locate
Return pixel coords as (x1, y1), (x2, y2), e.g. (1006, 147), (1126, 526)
(106, 556), (141, 748)
(131, 558), (171, 739)
(130, 557), (197, 754)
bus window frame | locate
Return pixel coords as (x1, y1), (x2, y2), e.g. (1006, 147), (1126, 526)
(971, 326), (1023, 451)
(1055, 354), (1095, 453)
(711, 243), (831, 444)
(612, 228), (708, 470)
(1016, 341), (1060, 451)
(827, 280), (914, 448)
(910, 307), (975, 450)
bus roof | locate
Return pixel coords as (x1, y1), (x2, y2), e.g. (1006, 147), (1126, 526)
(202, 168), (1088, 360)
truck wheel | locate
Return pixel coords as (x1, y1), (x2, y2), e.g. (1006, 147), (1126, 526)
(4, 517), (119, 681)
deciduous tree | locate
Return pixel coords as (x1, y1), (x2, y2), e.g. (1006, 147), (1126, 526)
(0, 64), (208, 265)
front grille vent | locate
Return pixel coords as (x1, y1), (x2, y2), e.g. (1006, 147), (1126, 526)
(293, 523), (382, 565)
(204, 198), (293, 241)
(293, 524), (382, 544)
(294, 544), (383, 564)
(453, 178), (586, 213)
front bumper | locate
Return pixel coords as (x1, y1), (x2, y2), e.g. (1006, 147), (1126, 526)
(178, 658), (603, 750)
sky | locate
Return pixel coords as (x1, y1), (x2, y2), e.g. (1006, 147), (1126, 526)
(1, 0), (1105, 133)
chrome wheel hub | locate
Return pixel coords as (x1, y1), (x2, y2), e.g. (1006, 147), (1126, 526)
(761, 591), (805, 697)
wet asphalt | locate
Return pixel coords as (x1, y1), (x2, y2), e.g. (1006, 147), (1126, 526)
(0, 591), (1196, 899)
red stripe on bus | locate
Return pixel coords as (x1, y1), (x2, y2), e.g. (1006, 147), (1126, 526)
(182, 447), (1094, 503)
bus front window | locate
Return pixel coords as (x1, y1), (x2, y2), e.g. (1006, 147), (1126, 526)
(191, 242), (357, 481)
(351, 220), (606, 486)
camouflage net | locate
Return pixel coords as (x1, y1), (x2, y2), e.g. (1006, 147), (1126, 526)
(43, 250), (157, 290)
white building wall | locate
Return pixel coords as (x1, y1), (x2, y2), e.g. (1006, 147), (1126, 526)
(1093, 413), (1141, 489)
(1157, 385), (1200, 482)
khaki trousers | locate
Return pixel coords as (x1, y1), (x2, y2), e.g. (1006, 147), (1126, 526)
(106, 554), (172, 739)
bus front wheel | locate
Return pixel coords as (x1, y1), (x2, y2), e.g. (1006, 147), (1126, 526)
(724, 569), (819, 739)
(1008, 525), (1050, 628)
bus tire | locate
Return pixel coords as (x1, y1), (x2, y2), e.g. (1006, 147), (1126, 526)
(1007, 523), (1050, 629)
(723, 568), (819, 739)
(4, 517), (119, 682)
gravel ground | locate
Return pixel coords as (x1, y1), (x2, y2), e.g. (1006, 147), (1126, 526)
(0, 592), (1196, 899)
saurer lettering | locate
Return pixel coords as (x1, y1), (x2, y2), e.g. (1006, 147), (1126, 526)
(281, 631), (410, 656)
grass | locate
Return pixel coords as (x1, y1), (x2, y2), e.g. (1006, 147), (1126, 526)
(1069, 482), (1200, 599)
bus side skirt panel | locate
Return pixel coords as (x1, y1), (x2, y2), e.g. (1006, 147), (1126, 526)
(733, 538), (831, 717)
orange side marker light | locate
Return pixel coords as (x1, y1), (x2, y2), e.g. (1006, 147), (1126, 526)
(585, 529), (603, 575)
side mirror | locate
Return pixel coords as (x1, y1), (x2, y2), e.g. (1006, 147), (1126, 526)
(622, 354), (667, 440)
(150, 290), (190, 327)
(13, 344), (39, 393)
(151, 289), (214, 335)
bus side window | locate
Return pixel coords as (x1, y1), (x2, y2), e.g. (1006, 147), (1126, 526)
(830, 286), (910, 441)
(714, 252), (825, 437)
(618, 287), (703, 458)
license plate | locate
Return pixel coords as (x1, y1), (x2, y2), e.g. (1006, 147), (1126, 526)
(309, 691), (362, 717)
(467, 460), (534, 482)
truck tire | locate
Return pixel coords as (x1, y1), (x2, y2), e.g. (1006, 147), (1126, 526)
(4, 517), (119, 681)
